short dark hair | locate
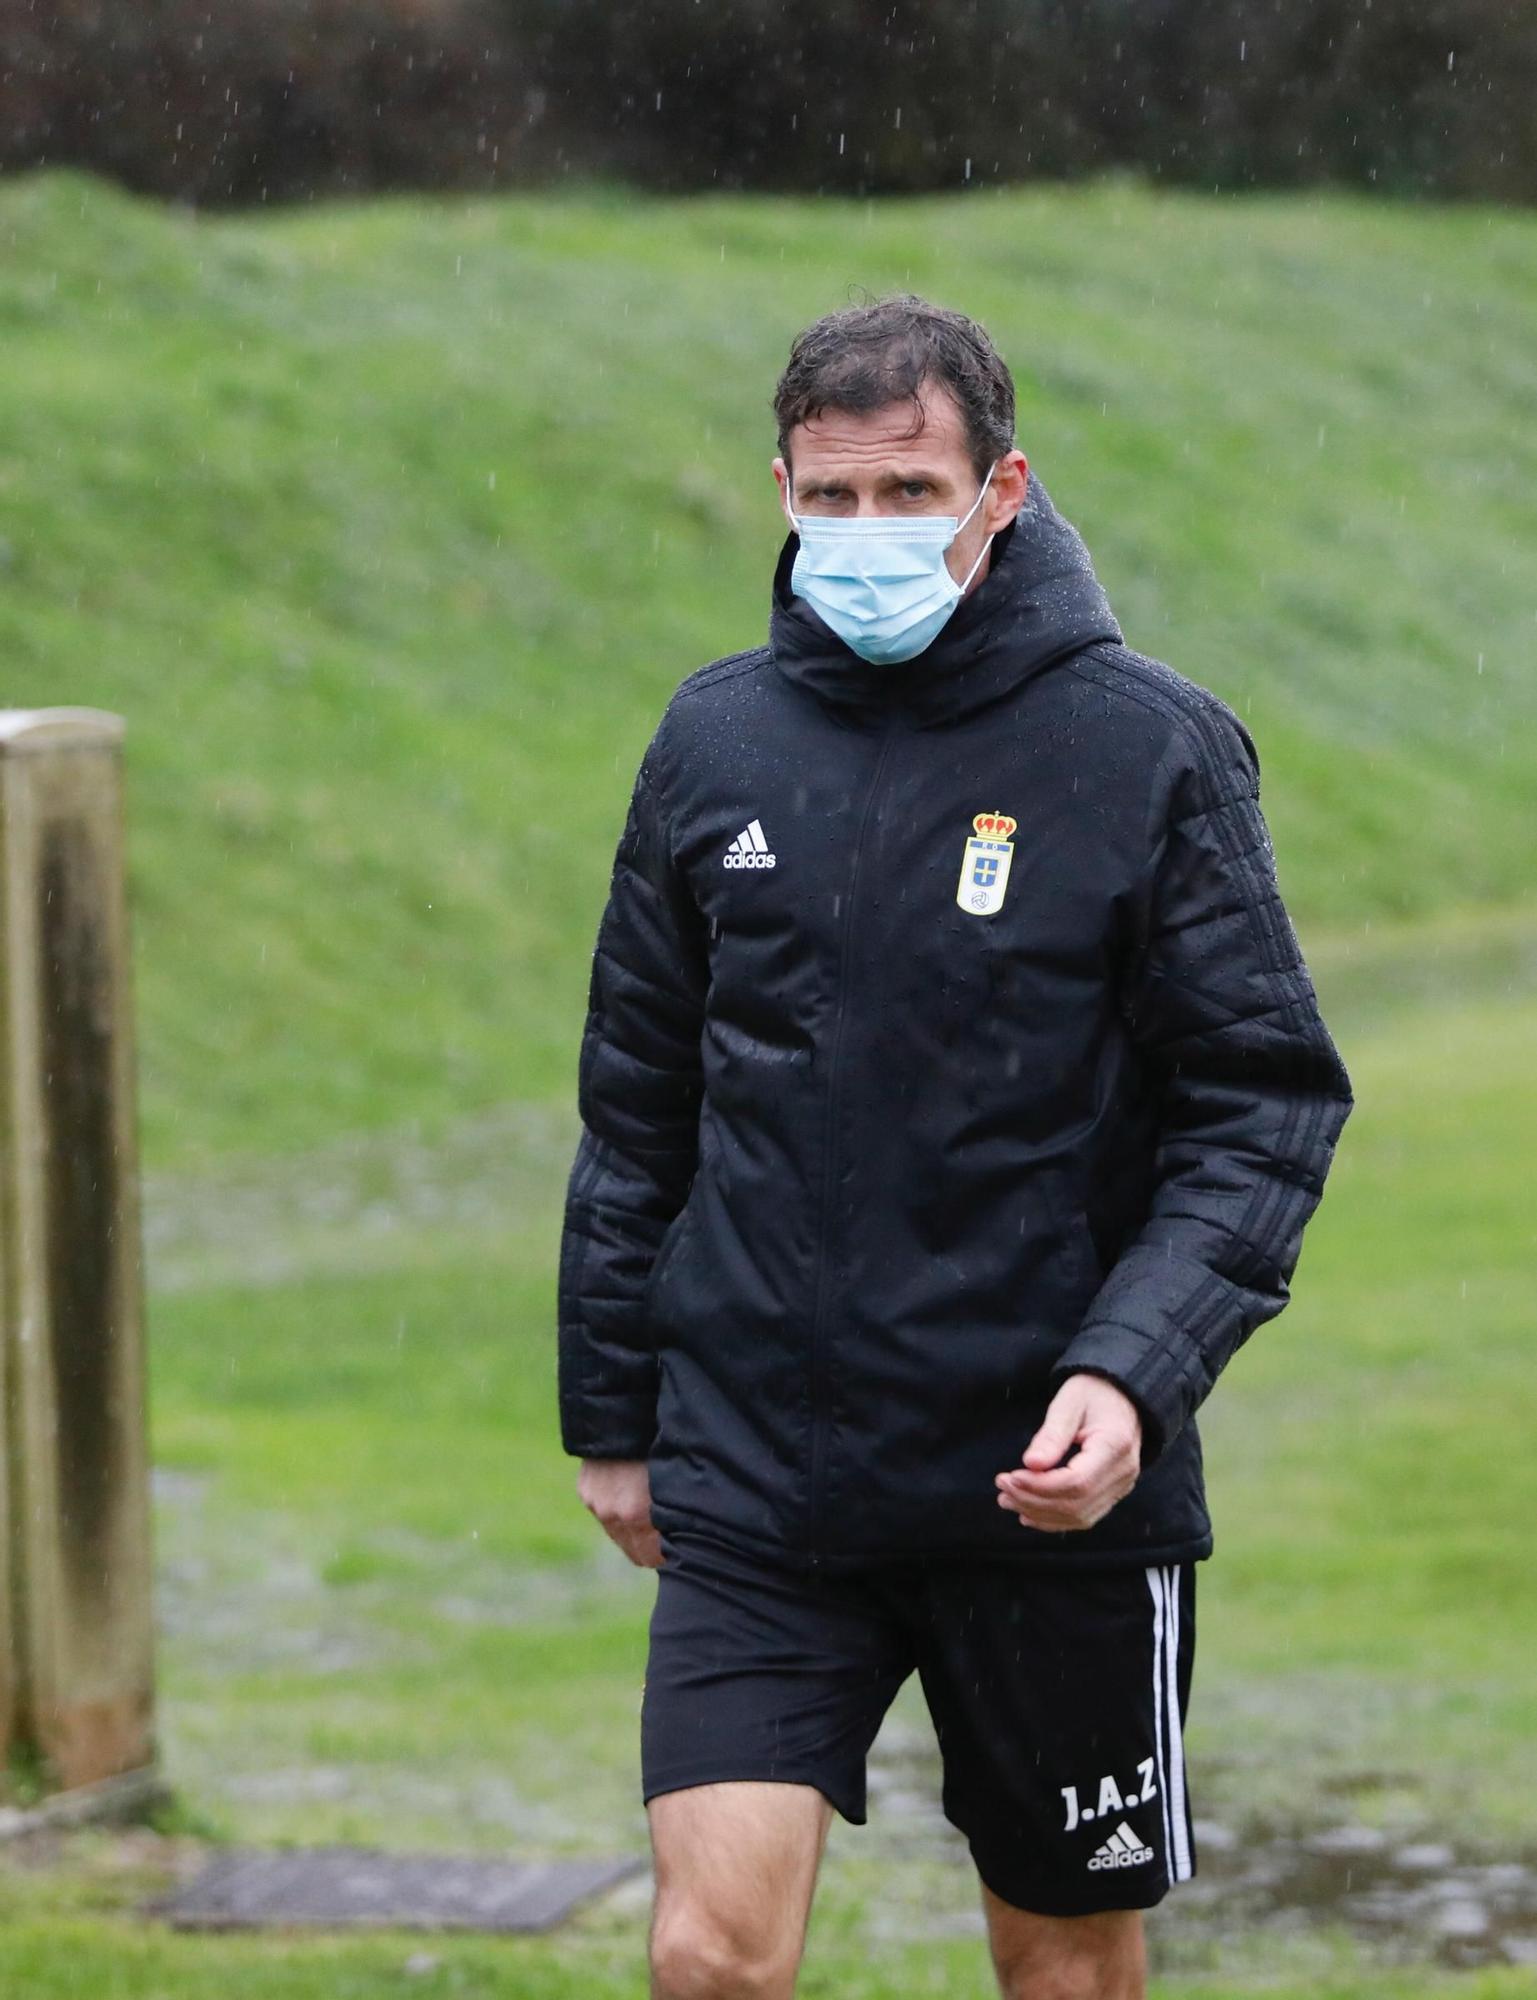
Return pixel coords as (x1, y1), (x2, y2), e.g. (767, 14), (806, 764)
(773, 293), (1015, 479)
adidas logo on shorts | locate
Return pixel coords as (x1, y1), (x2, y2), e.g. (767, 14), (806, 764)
(723, 819), (776, 869)
(1087, 1821), (1155, 1872)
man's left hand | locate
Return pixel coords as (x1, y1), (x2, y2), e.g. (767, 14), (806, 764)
(995, 1374), (1143, 1533)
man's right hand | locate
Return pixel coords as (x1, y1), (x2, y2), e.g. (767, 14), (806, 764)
(576, 1457), (664, 1568)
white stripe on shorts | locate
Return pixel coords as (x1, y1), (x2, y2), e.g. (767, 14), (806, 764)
(1145, 1566), (1175, 1868)
(1160, 1564), (1193, 1881)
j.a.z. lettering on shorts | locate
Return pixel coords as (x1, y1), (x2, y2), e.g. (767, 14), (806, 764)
(1061, 1760), (1157, 1832)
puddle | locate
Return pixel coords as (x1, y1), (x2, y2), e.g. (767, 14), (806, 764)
(148, 1467), (651, 1847)
(152, 1468), (645, 1660)
(1177, 1815), (1537, 1970)
(151, 1467), (425, 1676)
(141, 1100), (576, 1293)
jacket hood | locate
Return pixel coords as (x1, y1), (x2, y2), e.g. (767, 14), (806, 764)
(769, 468), (1124, 727)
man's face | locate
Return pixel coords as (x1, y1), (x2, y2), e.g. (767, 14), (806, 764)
(773, 376), (1030, 598)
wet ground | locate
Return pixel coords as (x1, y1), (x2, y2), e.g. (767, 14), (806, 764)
(144, 1459), (1537, 1972)
(11, 1745), (1535, 1973)
(861, 1712), (1537, 1972)
(132, 1107), (1537, 1971)
(140, 1102), (576, 1295)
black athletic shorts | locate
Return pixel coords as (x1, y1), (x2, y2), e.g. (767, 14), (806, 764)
(640, 1527), (1197, 1918)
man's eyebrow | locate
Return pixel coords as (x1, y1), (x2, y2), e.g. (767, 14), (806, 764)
(796, 465), (949, 491)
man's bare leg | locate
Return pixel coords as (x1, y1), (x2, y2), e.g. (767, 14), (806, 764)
(647, 1779), (835, 2000)
(980, 1878), (1147, 2000)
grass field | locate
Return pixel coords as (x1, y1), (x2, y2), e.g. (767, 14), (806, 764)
(3, 163), (1535, 1991)
(4, 164), (1536, 1162)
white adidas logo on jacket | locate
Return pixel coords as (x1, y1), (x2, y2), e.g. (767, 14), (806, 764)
(723, 819), (776, 869)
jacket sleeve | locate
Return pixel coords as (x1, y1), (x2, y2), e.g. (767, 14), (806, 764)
(557, 745), (709, 1460)
(1049, 696), (1354, 1467)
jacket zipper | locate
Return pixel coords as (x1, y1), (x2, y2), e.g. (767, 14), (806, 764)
(805, 712), (902, 1572)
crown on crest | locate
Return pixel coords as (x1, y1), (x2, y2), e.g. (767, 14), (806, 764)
(972, 812), (1017, 839)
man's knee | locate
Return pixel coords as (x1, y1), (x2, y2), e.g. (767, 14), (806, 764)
(984, 1896), (1145, 2000)
(994, 1958), (1133, 2000)
(650, 1906), (799, 2000)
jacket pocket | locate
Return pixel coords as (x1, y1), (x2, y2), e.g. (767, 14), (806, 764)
(1064, 1208), (1106, 1298)
(1044, 1176), (1107, 1308)
(644, 1194), (698, 1322)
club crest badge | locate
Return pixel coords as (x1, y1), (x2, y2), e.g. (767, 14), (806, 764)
(956, 811), (1017, 917)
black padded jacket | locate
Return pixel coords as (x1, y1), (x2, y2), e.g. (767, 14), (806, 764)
(556, 471), (1355, 1574)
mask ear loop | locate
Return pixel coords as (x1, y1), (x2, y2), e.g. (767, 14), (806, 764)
(957, 532), (996, 594)
(953, 461), (1000, 592)
(960, 461), (997, 527)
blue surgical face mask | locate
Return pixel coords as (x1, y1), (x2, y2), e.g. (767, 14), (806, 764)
(782, 462), (999, 665)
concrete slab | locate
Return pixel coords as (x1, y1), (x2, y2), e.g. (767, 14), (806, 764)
(145, 1844), (646, 1933)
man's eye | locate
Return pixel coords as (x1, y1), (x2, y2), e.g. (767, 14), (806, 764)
(901, 482), (929, 499)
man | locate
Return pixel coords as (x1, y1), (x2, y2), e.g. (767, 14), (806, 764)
(557, 295), (1353, 1999)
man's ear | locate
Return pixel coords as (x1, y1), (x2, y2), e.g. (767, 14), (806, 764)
(987, 450), (1029, 534)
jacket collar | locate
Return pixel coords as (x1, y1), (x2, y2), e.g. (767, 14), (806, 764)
(768, 469), (1123, 727)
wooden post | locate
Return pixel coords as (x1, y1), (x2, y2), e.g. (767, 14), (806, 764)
(0, 708), (157, 1796)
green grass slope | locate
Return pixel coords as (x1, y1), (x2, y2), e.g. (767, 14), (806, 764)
(3, 165), (1535, 1165)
